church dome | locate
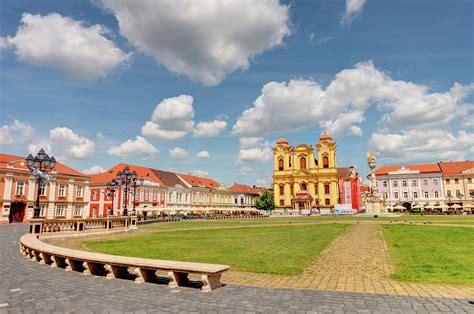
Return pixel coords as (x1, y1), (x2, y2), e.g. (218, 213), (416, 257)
(276, 134), (289, 146)
(320, 130), (333, 142)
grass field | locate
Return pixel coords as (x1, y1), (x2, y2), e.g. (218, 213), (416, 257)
(84, 223), (348, 275)
(133, 215), (474, 232)
(382, 224), (474, 284)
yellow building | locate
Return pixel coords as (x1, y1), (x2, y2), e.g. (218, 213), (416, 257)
(273, 132), (339, 210)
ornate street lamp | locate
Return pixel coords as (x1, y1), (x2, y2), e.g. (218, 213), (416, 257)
(105, 180), (118, 216)
(26, 148), (56, 218)
(132, 177), (145, 215)
(116, 166), (136, 216)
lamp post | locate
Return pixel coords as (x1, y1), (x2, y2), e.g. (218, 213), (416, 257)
(132, 177), (145, 215)
(26, 148), (56, 218)
(106, 180), (118, 216)
(116, 166), (137, 216)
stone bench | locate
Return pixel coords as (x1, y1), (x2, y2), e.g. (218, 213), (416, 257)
(19, 234), (229, 292)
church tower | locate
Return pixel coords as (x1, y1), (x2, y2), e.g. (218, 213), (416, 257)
(315, 131), (339, 207)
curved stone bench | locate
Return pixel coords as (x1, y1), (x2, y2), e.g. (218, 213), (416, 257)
(19, 234), (229, 292)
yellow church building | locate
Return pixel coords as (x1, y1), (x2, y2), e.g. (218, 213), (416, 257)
(272, 131), (339, 210)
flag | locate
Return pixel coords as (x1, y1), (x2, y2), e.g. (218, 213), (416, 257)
(28, 166), (52, 181)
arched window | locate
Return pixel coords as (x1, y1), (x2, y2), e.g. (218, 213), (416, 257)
(300, 157), (306, 169)
(323, 156), (329, 168)
(278, 158), (284, 171)
(301, 183), (307, 191)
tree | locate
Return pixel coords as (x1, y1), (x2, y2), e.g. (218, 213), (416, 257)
(255, 190), (275, 211)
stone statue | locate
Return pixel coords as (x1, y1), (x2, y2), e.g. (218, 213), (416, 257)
(367, 152), (376, 170)
(362, 151), (388, 215)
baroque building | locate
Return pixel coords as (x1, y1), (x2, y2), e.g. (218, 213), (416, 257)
(273, 132), (339, 210)
(0, 153), (90, 224)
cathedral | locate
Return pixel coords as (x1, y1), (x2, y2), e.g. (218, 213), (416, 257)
(272, 131), (339, 210)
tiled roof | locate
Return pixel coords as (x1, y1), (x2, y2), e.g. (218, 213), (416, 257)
(228, 184), (262, 195)
(375, 163), (441, 175)
(90, 163), (165, 186)
(337, 167), (354, 179)
(177, 173), (220, 189)
(0, 153), (88, 178)
(438, 161), (474, 175)
(151, 169), (188, 187)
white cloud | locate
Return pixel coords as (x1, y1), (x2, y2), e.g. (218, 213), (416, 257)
(369, 129), (474, 163)
(6, 13), (130, 81)
(0, 119), (34, 145)
(233, 61), (474, 137)
(99, 0), (291, 86)
(141, 94), (229, 140)
(0, 36), (10, 56)
(239, 137), (265, 149)
(48, 127), (95, 160)
(28, 141), (53, 156)
(82, 165), (105, 174)
(238, 147), (272, 163)
(349, 125), (363, 136)
(237, 136), (272, 164)
(196, 151), (210, 158)
(256, 178), (269, 186)
(141, 95), (194, 140)
(169, 147), (189, 159)
(193, 120), (227, 137)
(240, 166), (253, 176)
(0, 37), (9, 49)
(341, 0), (366, 26)
(320, 110), (365, 136)
(96, 132), (106, 141)
(192, 170), (209, 177)
(108, 136), (158, 158)
(461, 112), (474, 129)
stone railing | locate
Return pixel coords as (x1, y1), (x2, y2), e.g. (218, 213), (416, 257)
(205, 214), (268, 220)
(136, 218), (181, 226)
(19, 234), (229, 292)
(28, 217), (137, 235)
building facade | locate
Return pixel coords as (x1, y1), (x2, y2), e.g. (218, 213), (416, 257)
(89, 164), (167, 217)
(177, 173), (233, 209)
(272, 132), (339, 210)
(337, 167), (362, 211)
(0, 153), (90, 223)
(439, 161), (474, 208)
(375, 164), (444, 211)
(229, 184), (263, 207)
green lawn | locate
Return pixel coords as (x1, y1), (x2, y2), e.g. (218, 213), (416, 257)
(136, 215), (474, 232)
(382, 224), (474, 284)
(84, 223), (348, 275)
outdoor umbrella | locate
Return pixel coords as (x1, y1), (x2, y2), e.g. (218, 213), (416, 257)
(393, 204), (406, 211)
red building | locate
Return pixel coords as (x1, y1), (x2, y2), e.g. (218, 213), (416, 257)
(337, 167), (362, 211)
(0, 153), (90, 223)
(89, 163), (167, 217)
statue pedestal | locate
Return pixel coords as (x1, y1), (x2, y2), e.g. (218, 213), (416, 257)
(358, 196), (400, 217)
(365, 197), (386, 214)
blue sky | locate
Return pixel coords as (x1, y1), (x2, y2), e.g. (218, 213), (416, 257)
(1, 0), (473, 186)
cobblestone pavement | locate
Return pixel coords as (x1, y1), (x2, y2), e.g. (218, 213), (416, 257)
(2, 225), (474, 313)
(223, 223), (474, 299)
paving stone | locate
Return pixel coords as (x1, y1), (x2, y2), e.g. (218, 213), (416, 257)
(2, 224), (474, 313)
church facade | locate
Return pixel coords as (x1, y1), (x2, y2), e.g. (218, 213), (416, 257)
(272, 132), (340, 210)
